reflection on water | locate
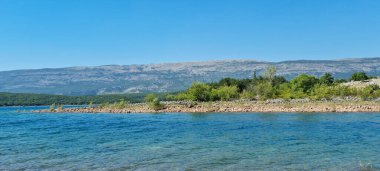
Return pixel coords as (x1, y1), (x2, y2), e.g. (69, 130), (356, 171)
(0, 107), (379, 170)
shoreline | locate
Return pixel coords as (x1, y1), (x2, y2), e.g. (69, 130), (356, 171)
(36, 100), (380, 113)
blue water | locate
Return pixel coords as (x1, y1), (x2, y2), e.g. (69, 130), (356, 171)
(1, 107), (379, 170)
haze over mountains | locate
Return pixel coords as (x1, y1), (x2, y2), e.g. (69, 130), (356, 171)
(1, 58), (380, 95)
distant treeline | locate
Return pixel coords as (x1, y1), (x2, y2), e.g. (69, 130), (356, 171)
(0, 92), (168, 106)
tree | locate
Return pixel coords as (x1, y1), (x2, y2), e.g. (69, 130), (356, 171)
(263, 66), (277, 83)
(290, 74), (318, 93)
(360, 84), (380, 100)
(276, 82), (306, 99)
(211, 86), (239, 101)
(350, 72), (369, 81)
(253, 81), (274, 100)
(218, 78), (238, 86)
(272, 76), (287, 86)
(165, 94), (177, 101)
(319, 73), (334, 85)
(186, 82), (211, 101)
(311, 84), (333, 100)
(253, 69), (257, 79)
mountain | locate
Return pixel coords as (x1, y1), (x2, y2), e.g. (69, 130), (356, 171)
(1, 58), (380, 95)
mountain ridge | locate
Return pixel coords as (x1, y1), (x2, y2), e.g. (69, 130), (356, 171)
(1, 57), (380, 95)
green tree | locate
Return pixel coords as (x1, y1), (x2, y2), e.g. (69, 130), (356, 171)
(186, 82), (211, 101)
(350, 72), (369, 81)
(276, 83), (306, 99)
(175, 92), (194, 101)
(319, 73), (334, 85)
(311, 84), (333, 100)
(218, 78), (238, 86)
(263, 66), (277, 84)
(253, 81), (274, 100)
(211, 86), (239, 101)
(165, 94), (177, 101)
(290, 74), (318, 93)
(360, 84), (380, 100)
(272, 76), (287, 86)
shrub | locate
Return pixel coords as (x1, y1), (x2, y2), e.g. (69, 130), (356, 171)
(145, 93), (158, 103)
(58, 104), (63, 111)
(88, 101), (94, 108)
(112, 99), (128, 109)
(360, 85), (380, 100)
(211, 86), (239, 101)
(149, 98), (165, 111)
(175, 93), (194, 101)
(99, 102), (110, 108)
(253, 81), (274, 100)
(311, 84), (334, 100)
(186, 82), (211, 101)
(290, 74), (319, 93)
(240, 90), (256, 100)
(272, 76), (287, 86)
(165, 94), (177, 101)
(350, 72), (369, 81)
(263, 66), (277, 83)
(319, 73), (334, 85)
(145, 93), (165, 111)
(49, 103), (56, 112)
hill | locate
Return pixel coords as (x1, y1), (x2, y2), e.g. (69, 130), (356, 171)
(1, 58), (380, 95)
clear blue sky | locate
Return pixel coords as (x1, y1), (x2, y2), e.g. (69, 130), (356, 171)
(0, 0), (379, 71)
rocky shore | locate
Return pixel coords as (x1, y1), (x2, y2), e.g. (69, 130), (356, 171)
(36, 100), (380, 113)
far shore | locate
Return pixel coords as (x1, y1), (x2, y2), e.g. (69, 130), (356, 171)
(36, 100), (380, 113)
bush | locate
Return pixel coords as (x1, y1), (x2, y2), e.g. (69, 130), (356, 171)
(334, 85), (358, 97)
(240, 90), (256, 100)
(253, 81), (274, 100)
(186, 82), (211, 101)
(145, 93), (158, 103)
(272, 76), (287, 86)
(211, 86), (239, 101)
(49, 103), (56, 112)
(360, 85), (380, 100)
(350, 72), (369, 81)
(175, 93), (194, 101)
(311, 84), (334, 100)
(145, 93), (165, 111)
(319, 73), (334, 85)
(112, 99), (128, 109)
(165, 94), (177, 101)
(149, 98), (165, 111)
(290, 74), (319, 93)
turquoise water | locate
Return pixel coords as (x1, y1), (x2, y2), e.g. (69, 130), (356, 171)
(1, 107), (379, 170)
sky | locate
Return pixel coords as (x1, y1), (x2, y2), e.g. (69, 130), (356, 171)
(0, 0), (379, 71)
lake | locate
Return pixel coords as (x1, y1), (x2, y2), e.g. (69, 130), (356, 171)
(0, 106), (379, 170)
